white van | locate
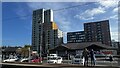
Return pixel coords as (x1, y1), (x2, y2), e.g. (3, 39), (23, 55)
(47, 54), (63, 64)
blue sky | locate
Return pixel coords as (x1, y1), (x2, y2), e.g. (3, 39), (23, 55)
(2, 1), (119, 46)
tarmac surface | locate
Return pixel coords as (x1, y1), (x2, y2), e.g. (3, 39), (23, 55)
(0, 62), (120, 68)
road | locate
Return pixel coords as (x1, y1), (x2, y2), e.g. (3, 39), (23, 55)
(0, 57), (120, 68)
(0, 62), (120, 68)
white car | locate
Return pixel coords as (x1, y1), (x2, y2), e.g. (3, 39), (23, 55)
(20, 58), (29, 62)
(72, 55), (84, 64)
(48, 54), (58, 57)
(3, 56), (19, 62)
(3, 58), (18, 62)
(47, 56), (63, 64)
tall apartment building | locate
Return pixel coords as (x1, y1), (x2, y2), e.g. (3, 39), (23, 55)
(44, 22), (63, 52)
(84, 20), (111, 46)
(32, 9), (63, 55)
(58, 29), (63, 45)
(67, 31), (85, 43)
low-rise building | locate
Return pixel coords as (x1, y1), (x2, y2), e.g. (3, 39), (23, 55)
(49, 42), (117, 57)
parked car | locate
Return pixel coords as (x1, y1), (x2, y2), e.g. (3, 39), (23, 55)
(3, 57), (19, 62)
(48, 54), (58, 57)
(31, 57), (42, 63)
(20, 58), (29, 62)
(72, 55), (83, 64)
(47, 56), (63, 64)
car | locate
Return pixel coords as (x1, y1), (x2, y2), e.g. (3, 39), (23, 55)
(104, 54), (114, 61)
(20, 58), (29, 62)
(31, 57), (42, 63)
(47, 56), (63, 64)
(3, 57), (19, 62)
(48, 54), (57, 57)
(72, 55), (84, 64)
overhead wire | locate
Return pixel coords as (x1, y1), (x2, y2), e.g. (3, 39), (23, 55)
(2, 2), (93, 21)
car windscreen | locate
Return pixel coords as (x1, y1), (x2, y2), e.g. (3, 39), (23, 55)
(75, 55), (81, 58)
(48, 57), (57, 60)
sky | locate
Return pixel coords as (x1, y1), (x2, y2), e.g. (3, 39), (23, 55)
(2, 1), (119, 46)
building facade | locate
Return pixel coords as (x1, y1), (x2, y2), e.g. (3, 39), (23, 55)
(111, 40), (120, 55)
(84, 20), (111, 46)
(111, 40), (119, 48)
(44, 22), (63, 53)
(67, 31), (85, 43)
(118, 43), (120, 55)
(57, 29), (63, 45)
(32, 9), (63, 56)
(32, 9), (44, 53)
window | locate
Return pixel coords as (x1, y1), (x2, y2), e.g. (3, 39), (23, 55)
(97, 23), (100, 25)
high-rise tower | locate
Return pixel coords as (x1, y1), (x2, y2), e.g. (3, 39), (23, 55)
(32, 9), (63, 56)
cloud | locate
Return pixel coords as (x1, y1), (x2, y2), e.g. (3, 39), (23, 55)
(15, 5), (31, 20)
(113, 7), (118, 12)
(15, 9), (28, 20)
(104, 15), (118, 20)
(110, 23), (119, 41)
(111, 32), (119, 41)
(113, 7), (120, 13)
(97, 0), (119, 17)
(54, 14), (71, 32)
(27, 2), (66, 11)
(74, 6), (106, 20)
(109, 15), (118, 20)
(3, 0), (120, 2)
(98, 0), (118, 8)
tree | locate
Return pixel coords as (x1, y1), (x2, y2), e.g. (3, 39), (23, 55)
(16, 45), (31, 58)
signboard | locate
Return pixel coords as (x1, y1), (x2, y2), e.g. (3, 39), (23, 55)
(100, 50), (117, 55)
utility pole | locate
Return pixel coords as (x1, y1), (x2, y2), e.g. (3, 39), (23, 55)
(28, 47), (31, 63)
(38, 19), (43, 63)
(68, 54), (70, 64)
